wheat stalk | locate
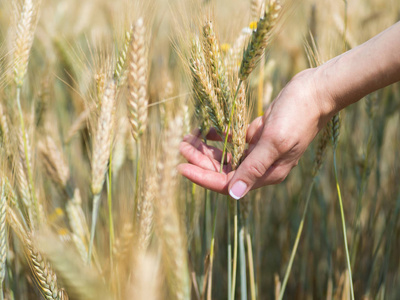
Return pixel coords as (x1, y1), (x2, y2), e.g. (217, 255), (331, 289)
(127, 18), (148, 141)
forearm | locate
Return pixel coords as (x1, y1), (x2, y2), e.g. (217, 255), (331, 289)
(315, 21), (400, 117)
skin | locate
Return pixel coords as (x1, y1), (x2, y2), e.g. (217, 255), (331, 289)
(178, 22), (400, 200)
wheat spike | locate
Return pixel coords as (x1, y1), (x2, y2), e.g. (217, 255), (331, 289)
(127, 18), (148, 141)
(71, 233), (87, 263)
(202, 21), (231, 121)
(15, 140), (31, 210)
(17, 128), (33, 184)
(26, 235), (65, 300)
(239, 0), (281, 81)
(251, 0), (265, 20)
(7, 205), (64, 299)
(13, 0), (41, 87)
(64, 109), (90, 143)
(38, 136), (70, 190)
(0, 182), (7, 298)
(312, 126), (330, 177)
(156, 116), (190, 300)
(231, 82), (248, 170)
(0, 103), (11, 157)
(91, 80), (117, 195)
(137, 176), (156, 251)
(66, 189), (88, 249)
(115, 27), (132, 85)
(190, 37), (224, 136)
(330, 113), (341, 149)
(225, 28), (252, 75)
(113, 222), (134, 262)
(127, 252), (161, 300)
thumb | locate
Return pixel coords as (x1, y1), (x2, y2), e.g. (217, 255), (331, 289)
(228, 140), (278, 200)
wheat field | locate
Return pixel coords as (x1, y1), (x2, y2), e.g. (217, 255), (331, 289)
(0, 0), (399, 299)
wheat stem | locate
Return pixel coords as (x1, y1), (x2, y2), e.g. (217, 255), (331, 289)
(88, 193), (101, 265)
(227, 198), (232, 300)
(246, 230), (256, 300)
(206, 197), (218, 300)
(278, 180), (315, 300)
(231, 201), (238, 300)
(239, 215), (247, 300)
(333, 150), (354, 300)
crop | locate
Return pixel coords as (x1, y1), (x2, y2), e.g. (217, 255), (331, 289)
(0, 0), (399, 299)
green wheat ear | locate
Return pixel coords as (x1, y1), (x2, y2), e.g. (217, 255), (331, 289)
(239, 0), (281, 81)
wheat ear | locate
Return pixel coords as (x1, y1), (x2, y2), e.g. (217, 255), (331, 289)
(0, 182), (7, 300)
(251, 0), (265, 20)
(312, 126), (330, 177)
(113, 222), (134, 262)
(190, 37), (224, 136)
(38, 136), (70, 191)
(137, 176), (156, 251)
(239, 0), (281, 81)
(89, 80), (117, 263)
(13, 0), (41, 87)
(202, 21), (231, 121)
(127, 18), (148, 141)
(156, 116), (190, 300)
(231, 82), (248, 170)
(0, 103), (11, 157)
(64, 108), (90, 143)
(6, 206), (65, 299)
(66, 189), (88, 257)
(115, 27), (132, 86)
(26, 235), (65, 300)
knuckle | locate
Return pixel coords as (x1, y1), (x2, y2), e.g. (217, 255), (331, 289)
(247, 157), (268, 179)
(275, 169), (288, 184)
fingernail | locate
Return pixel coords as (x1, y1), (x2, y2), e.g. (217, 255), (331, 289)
(229, 180), (247, 200)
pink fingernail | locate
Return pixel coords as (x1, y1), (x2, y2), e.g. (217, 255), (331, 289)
(229, 181), (247, 200)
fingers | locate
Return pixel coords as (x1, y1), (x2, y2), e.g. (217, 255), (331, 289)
(245, 105), (272, 144)
(182, 134), (231, 164)
(246, 116), (264, 144)
(177, 163), (234, 194)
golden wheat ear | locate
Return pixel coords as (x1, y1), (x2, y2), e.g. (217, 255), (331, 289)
(127, 18), (148, 142)
(88, 79), (117, 264)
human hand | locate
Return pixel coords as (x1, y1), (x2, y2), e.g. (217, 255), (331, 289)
(178, 68), (334, 199)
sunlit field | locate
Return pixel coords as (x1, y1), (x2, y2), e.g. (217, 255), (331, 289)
(0, 0), (399, 299)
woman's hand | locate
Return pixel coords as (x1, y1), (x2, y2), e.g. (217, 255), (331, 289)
(178, 21), (400, 199)
(178, 68), (332, 199)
